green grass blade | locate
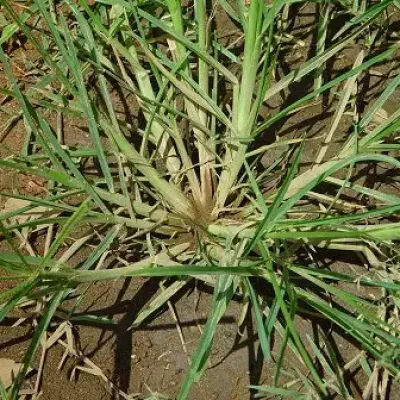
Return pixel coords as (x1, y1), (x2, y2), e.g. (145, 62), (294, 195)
(58, 12), (115, 193)
(0, 48), (109, 212)
(137, 8), (238, 85)
(263, 18), (371, 101)
(0, 221), (32, 272)
(332, 0), (392, 40)
(245, 142), (304, 254)
(0, 279), (38, 323)
(80, 224), (121, 270)
(177, 274), (237, 400)
(0, 377), (7, 398)
(40, 199), (93, 269)
(256, 43), (399, 137)
(359, 70), (400, 131)
(250, 385), (306, 398)
(245, 278), (271, 361)
(259, 245), (327, 395)
(10, 291), (64, 399)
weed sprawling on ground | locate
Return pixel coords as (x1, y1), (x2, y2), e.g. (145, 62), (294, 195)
(0, 0), (400, 398)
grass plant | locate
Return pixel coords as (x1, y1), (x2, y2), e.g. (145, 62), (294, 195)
(0, 0), (400, 398)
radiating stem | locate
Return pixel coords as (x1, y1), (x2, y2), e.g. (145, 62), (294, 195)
(195, 0), (214, 211)
(117, 6), (181, 175)
(100, 119), (196, 220)
(166, 0), (214, 212)
(216, 0), (267, 211)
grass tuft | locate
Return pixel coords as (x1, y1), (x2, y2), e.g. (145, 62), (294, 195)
(0, 0), (399, 398)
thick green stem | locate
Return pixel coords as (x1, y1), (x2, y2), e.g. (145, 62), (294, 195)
(216, 0), (265, 211)
(196, 0), (214, 209)
(40, 265), (259, 284)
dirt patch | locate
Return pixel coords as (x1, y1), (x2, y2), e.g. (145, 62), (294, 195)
(0, 276), (374, 400)
(0, 279), (270, 399)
